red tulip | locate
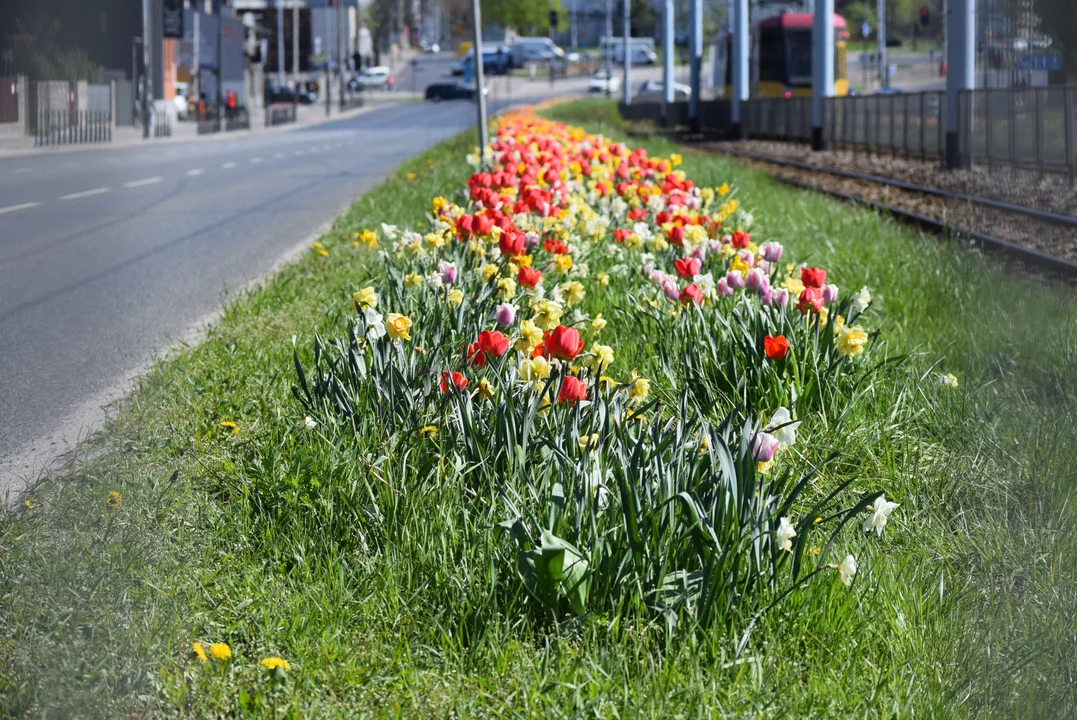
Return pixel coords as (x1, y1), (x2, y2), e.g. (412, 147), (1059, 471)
(466, 342), (487, 367)
(557, 375), (588, 404)
(679, 283), (703, 304)
(499, 231), (526, 257)
(439, 370), (469, 393)
(764, 335), (790, 360)
(456, 214), (474, 235)
(474, 214), (494, 236)
(731, 230), (751, 249)
(797, 287), (824, 315)
(668, 225), (685, 246)
(800, 266), (827, 288)
(674, 257), (702, 280)
(517, 266), (543, 288)
(544, 325), (584, 360)
(477, 329), (509, 357)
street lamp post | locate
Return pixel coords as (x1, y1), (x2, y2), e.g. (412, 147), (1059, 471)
(470, 0), (489, 160)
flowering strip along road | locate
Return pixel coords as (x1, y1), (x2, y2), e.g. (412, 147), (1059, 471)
(294, 111), (899, 632)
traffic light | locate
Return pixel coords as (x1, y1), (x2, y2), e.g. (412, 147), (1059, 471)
(549, 10), (559, 28)
(920, 7), (929, 27)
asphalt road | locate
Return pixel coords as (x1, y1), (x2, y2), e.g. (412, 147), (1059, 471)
(0, 94), (552, 493)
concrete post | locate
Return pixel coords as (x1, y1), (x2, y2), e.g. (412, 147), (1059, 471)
(294, 3), (300, 76)
(811, 0), (834, 150)
(689, 0), (702, 131)
(876, 0), (886, 88)
(661, 0), (674, 119)
(945, 0), (974, 168)
(731, 0), (748, 138)
(470, 0), (488, 161)
(277, 1), (286, 86)
(622, 0), (631, 105)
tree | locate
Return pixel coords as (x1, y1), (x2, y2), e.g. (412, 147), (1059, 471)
(1032, 0), (1077, 74)
(483, 0), (565, 36)
(5, 9), (99, 82)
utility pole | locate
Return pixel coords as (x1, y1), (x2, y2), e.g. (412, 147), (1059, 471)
(811, 0), (835, 150)
(945, 0), (974, 168)
(622, 0), (631, 105)
(141, 0), (151, 138)
(731, 0), (748, 138)
(689, 0), (702, 131)
(661, 0), (673, 121)
(605, 0), (613, 96)
(217, 0), (224, 132)
(470, 0), (489, 161)
(277, 0), (285, 86)
(338, 0), (344, 110)
(549, 2), (556, 88)
(876, 0), (887, 88)
(294, 1), (300, 78)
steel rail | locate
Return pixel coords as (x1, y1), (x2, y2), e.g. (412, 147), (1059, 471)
(768, 175), (1077, 280)
(697, 145), (1077, 230)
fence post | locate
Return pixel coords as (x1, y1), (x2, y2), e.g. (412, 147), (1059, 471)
(1008, 89), (1016, 175)
(1035, 88), (1044, 179)
(1065, 87), (1074, 185)
(903, 94), (909, 160)
(920, 94), (926, 162)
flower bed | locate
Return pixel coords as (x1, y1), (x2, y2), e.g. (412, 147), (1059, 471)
(294, 111), (898, 632)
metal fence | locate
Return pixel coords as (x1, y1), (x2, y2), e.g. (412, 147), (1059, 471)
(743, 97), (813, 142)
(826, 92), (947, 163)
(34, 109), (112, 146)
(265, 103), (297, 127)
(198, 108), (252, 135)
(961, 87), (1076, 178)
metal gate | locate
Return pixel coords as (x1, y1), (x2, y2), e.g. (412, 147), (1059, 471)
(0, 76), (19, 123)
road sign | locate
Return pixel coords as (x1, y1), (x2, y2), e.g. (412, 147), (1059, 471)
(1019, 53), (1062, 71)
(163, 0), (184, 39)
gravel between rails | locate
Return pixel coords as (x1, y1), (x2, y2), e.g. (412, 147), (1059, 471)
(695, 139), (1077, 266)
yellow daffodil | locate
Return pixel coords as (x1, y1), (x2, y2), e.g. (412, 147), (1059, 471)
(352, 286), (378, 310)
(553, 254), (573, 273)
(530, 299), (563, 331)
(628, 372), (650, 404)
(404, 272), (423, 288)
(596, 272), (610, 288)
(590, 313), (607, 334)
(836, 325), (868, 357)
(497, 277), (517, 300)
(386, 313), (413, 342)
(588, 343), (615, 373)
(481, 263), (500, 282)
(515, 319), (545, 352)
(560, 281), (585, 306)
(448, 288), (464, 306)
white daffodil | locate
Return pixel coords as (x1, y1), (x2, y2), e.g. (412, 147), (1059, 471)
(632, 221), (653, 242)
(863, 494), (900, 536)
(364, 307), (386, 340)
(766, 407), (801, 448)
(853, 286), (872, 312)
(694, 272), (716, 296)
(836, 554), (857, 586)
(588, 465), (610, 509)
(380, 223), (400, 241)
(776, 517), (797, 552)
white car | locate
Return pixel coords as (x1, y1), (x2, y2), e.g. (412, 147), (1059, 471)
(354, 66), (392, 89)
(588, 71), (622, 94)
(635, 79), (692, 102)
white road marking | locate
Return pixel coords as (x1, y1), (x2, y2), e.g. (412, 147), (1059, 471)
(251, 157), (263, 164)
(221, 161), (237, 169)
(124, 176), (163, 188)
(274, 152), (285, 159)
(186, 168), (205, 176)
(12, 168), (32, 174)
(61, 186), (112, 200)
(294, 149), (305, 155)
(0, 202), (40, 215)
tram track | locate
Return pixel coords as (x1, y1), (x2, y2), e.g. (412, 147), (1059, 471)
(689, 141), (1077, 280)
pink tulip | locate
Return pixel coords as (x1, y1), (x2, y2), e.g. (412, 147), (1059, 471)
(726, 270), (745, 289)
(495, 303), (516, 327)
(753, 432), (780, 463)
(760, 241), (784, 262)
(822, 284), (839, 303)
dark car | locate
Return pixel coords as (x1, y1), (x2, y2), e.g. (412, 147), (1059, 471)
(265, 85), (298, 104)
(425, 82), (475, 101)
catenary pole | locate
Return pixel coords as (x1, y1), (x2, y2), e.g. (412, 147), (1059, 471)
(277, 0), (285, 86)
(945, 0), (974, 168)
(605, 0), (613, 96)
(470, 0), (488, 162)
(731, 0), (748, 138)
(877, 0), (886, 88)
(689, 0), (702, 131)
(811, 0), (834, 149)
(661, 0), (674, 120)
(623, 0), (631, 105)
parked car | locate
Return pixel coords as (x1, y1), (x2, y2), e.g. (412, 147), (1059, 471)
(424, 82), (489, 101)
(353, 66), (393, 90)
(451, 46), (511, 76)
(266, 85), (299, 104)
(634, 79), (691, 102)
(588, 70), (622, 94)
(509, 38), (564, 68)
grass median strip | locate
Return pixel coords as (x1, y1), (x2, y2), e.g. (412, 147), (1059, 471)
(2, 99), (1075, 718)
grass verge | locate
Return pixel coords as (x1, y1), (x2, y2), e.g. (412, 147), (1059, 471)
(2, 98), (1076, 718)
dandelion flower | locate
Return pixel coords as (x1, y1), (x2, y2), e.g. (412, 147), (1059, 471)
(192, 642), (208, 663)
(106, 491), (123, 509)
(936, 372), (959, 388)
(24, 499), (34, 509)
(209, 642), (232, 661)
(260, 656), (291, 672)
(220, 420), (239, 434)
(419, 425), (438, 439)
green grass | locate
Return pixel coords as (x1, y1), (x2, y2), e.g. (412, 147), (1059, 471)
(2, 97), (1076, 718)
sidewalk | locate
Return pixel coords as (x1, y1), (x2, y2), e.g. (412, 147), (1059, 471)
(0, 95), (385, 159)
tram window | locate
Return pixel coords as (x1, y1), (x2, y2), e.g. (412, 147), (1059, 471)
(758, 29), (785, 83)
(786, 30), (812, 83)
